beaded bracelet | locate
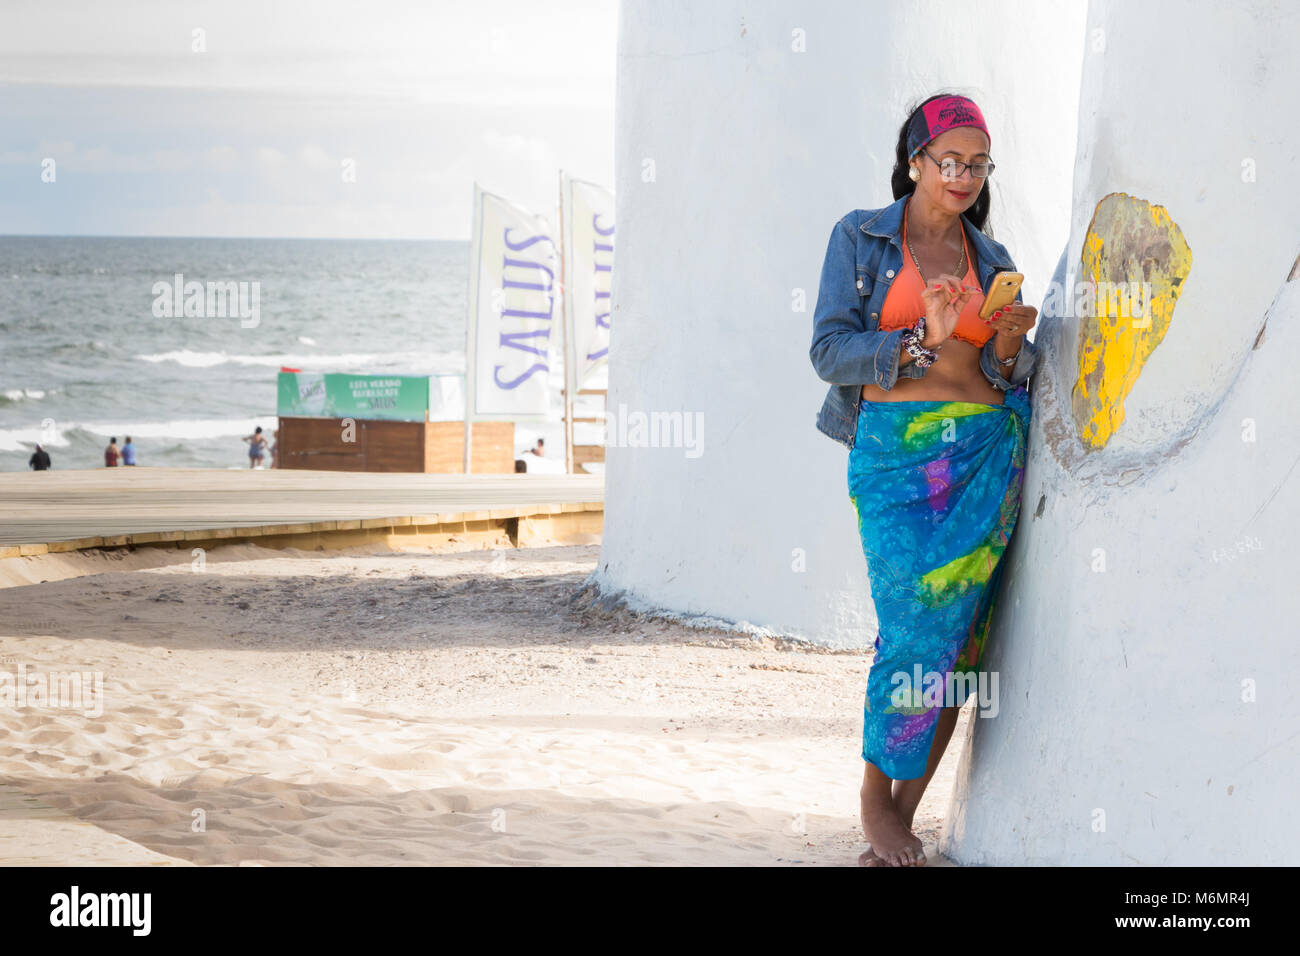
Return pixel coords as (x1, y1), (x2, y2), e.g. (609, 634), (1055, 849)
(900, 314), (939, 369)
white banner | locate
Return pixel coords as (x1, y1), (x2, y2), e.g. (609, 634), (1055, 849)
(561, 173), (614, 399)
(465, 184), (559, 420)
(428, 373), (466, 422)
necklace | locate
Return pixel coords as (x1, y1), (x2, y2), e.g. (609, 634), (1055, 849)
(904, 204), (965, 283)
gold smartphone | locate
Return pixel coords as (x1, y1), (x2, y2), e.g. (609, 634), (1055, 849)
(979, 271), (1024, 320)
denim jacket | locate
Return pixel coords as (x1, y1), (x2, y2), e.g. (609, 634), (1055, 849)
(809, 194), (1039, 449)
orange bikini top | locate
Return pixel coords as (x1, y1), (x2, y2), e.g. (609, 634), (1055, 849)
(878, 206), (993, 348)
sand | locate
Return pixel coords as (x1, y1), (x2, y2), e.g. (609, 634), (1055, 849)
(0, 543), (966, 865)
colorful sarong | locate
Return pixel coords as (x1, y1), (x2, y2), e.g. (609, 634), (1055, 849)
(847, 385), (1031, 780)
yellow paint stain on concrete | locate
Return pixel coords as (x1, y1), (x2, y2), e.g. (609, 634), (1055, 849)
(1072, 192), (1192, 448)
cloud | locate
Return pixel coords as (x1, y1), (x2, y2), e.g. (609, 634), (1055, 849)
(255, 146), (289, 169)
(206, 145), (240, 170)
(299, 143), (333, 169)
(480, 129), (554, 166)
(0, 0), (616, 107)
(0, 143), (248, 174)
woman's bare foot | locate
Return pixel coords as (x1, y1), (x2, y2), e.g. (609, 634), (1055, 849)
(858, 846), (888, 866)
(860, 786), (926, 866)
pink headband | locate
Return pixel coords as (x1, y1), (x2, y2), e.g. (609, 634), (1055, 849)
(906, 95), (990, 159)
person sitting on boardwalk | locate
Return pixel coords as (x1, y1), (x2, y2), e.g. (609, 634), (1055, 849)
(29, 443), (51, 471)
(104, 437), (121, 467)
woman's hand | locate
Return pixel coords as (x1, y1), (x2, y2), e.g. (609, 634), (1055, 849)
(984, 302), (1037, 340)
(918, 273), (979, 349)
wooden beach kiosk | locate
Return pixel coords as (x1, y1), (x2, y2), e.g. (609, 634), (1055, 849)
(276, 371), (514, 474)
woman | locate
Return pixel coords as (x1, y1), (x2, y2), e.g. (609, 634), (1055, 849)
(243, 426), (268, 468)
(809, 93), (1039, 867)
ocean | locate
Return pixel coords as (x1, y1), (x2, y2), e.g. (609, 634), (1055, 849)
(0, 236), (600, 471)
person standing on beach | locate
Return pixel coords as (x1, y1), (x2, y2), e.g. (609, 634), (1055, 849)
(121, 435), (137, 466)
(243, 427), (268, 468)
(810, 93), (1038, 868)
(29, 443), (51, 470)
(104, 437), (121, 467)
(269, 429), (278, 469)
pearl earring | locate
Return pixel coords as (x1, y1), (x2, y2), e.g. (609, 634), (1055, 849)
(908, 166), (920, 182)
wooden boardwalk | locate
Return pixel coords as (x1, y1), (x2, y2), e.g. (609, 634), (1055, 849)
(0, 469), (604, 549)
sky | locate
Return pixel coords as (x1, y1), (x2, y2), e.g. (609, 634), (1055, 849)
(0, 0), (617, 239)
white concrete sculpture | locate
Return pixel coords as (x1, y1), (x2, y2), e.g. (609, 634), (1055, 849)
(942, 0), (1300, 864)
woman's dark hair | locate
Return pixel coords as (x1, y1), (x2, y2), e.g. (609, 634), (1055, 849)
(891, 91), (993, 236)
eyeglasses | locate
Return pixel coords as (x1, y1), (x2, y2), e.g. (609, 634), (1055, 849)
(922, 148), (996, 181)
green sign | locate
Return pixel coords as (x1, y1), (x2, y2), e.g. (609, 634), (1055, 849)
(277, 372), (431, 422)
